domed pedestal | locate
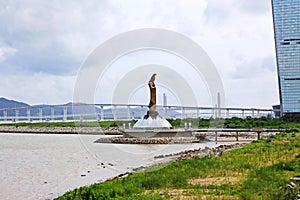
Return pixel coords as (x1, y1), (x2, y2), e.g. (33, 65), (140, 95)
(133, 115), (172, 129)
(123, 114), (192, 138)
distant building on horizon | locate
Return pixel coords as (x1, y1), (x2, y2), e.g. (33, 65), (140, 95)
(272, 104), (281, 118)
(163, 93), (167, 107)
(272, 0), (300, 116)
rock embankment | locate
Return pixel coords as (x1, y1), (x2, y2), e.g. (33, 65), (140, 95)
(0, 126), (122, 135)
(154, 143), (244, 161)
(132, 143), (244, 172)
(178, 143), (243, 160)
(94, 137), (202, 144)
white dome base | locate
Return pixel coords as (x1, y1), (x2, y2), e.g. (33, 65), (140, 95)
(133, 115), (172, 129)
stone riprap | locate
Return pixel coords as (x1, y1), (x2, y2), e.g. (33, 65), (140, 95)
(176, 143), (244, 160)
(153, 143), (244, 161)
(95, 136), (202, 144)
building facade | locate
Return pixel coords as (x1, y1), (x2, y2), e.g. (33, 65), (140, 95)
(272, 0), (300, 115)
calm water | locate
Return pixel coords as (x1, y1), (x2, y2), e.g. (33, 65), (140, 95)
(0, 133), (238, 200)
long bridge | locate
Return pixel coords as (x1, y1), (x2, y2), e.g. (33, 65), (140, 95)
(0, 103), (278, 123)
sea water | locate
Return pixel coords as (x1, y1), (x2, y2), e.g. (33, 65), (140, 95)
(0, 133), (239, 200)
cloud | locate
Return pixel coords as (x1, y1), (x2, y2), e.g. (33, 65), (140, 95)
(204, 0), (270, 24)
(0, 0), (279, 107)
(238, 0), (271, 15)
(228, 55), (276, 79)
(0, 46), (17, 61)
(0, 0), (112, 75)
(0, 73), (75, 104)
(224, 71), (279, 108)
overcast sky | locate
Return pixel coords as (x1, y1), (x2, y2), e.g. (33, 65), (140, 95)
(0, 0), (278, 108)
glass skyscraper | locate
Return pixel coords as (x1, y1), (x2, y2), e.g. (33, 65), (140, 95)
(272, 0), (300, 115)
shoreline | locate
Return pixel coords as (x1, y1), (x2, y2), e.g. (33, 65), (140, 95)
(0, 131), (250, 200)
(0, 126), (122, 135)
(62, 142), (246, 197)
(47, 140), (248, 199)
(56, 132), (300, 200)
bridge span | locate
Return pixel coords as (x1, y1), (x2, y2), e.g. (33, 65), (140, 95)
(0, 103), (278, 123)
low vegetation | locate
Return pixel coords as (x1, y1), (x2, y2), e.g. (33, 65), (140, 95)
(169, 116), (300, 130)
(56, 131), (300, 200)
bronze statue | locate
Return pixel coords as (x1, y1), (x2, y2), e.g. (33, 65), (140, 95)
(131, 73), (173, 131)
(144, 73), (158, 119)
(148, 73), (156, 110)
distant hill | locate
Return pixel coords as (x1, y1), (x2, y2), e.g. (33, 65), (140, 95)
(0, 97), (29, 109)
(0, 98), (30, 116)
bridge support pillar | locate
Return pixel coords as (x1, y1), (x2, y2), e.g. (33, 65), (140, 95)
(27, 108), (30, 122)
(4, 110), (7, 121)
(163, 107), (167, 118)
(140, 106), (143, 119)
(113, 105), (117, 120)
(51, 106), (54, 121)
(168, 107), (171, 119)
(181, 107), (185, 119)
(63, 106), (67, 121)
(100, 106), (104, 121)
(15, 109), (19, 122)
(212, 107), (216, 118)
(39, 107), (43, 121)
(127, 105), (131, 120)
